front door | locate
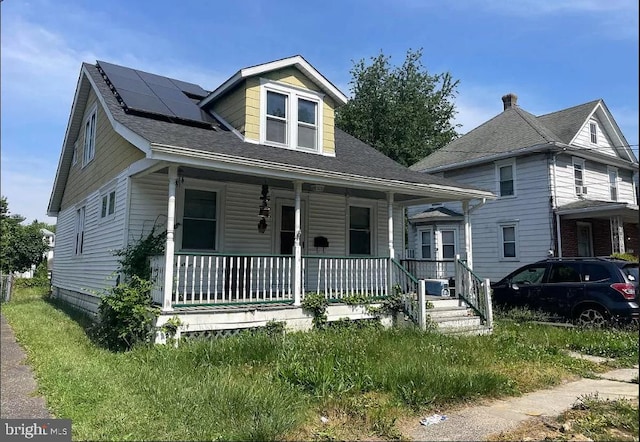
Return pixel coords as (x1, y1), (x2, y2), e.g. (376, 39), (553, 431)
(577, 222), (593, 257)
(276, 200), (305, 255)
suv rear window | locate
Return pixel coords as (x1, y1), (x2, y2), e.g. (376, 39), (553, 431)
(582, 263), (612, 283)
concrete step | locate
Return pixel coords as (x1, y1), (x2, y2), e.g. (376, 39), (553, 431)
(440, 324), (493, 336)
(431, 315), (482, 330)
(427, 297), (461, 309)
(427, 306), (473, 319)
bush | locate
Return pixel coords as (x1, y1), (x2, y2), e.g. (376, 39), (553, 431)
(610, 253), (638, 263)
(92, 276), (159, 351)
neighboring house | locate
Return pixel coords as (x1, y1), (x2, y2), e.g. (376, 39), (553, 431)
(409, 93), (639, 282)
(47, 56), (493, 334)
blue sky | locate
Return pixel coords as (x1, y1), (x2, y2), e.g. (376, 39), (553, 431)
(1, 0), (638, 224)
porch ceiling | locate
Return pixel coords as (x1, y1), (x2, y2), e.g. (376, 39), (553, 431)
(152, 166), (478, 204)
(556, 200), (639, 224)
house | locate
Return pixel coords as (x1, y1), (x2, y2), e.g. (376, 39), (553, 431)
(47, 56), (494, 336)
(409, 93), (639, 282)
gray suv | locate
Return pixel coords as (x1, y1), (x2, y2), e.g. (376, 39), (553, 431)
(491, 258), (639, 326)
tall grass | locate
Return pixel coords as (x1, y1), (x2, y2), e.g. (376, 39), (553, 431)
(2, 288), (638, 440)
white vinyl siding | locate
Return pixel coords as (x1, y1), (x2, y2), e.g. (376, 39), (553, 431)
(572, 116), (616, 155)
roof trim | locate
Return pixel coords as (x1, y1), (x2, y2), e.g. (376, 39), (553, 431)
(199, 55), (348, 108)
(556, 202), (638, 216)
(148, 142), (495, 201)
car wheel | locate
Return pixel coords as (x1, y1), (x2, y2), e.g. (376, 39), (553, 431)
(575, 306), (608, 328)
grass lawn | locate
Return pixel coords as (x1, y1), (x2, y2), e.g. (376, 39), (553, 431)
(1, 286), (638, 440)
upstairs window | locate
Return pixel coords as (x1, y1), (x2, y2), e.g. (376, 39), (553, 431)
(608, 167), (618, 202)
(573, 158), (586, 196)
(261, 80), (323, 152)
(496, 160), (515, 197)
(101, 190), (116, 219)
(83, 107), (97, 166)
(589, 121), (598, 144)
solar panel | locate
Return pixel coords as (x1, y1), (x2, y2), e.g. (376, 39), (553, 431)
(96, 60), (211, 125)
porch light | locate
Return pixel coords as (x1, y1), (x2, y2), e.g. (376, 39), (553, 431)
(258, 217), (268, 233)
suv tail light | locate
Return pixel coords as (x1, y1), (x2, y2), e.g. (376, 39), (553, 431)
(611, 283), (637, 300)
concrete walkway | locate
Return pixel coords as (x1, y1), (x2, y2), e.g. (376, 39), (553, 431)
(0, 313), (52, 419)
(410, 366), (639, 441)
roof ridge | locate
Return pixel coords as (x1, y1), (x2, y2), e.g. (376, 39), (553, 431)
(513, 107), (557, 143)
(537, 99), (601, 118)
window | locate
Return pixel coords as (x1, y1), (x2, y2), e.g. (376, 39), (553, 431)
(589, 121), (598, 144)
(182, 189), (217, 250)
(419, 229), (433, 259)
(582, 263), (612, 283)
(261, 80), (323, 152)
(608, 167), (618, 201)
(500, 224), (517, 259)
(75, 206), (85, 255)
(100, 191), (116, 219)
(441, 230), (456, 260)
(72, 140), (78, 165)
(83, 107), (97, 166)
(496, 160), (515, 197)
(510, 265), (546, 285)
(548, 263), (581, 283)
(573, 158), (586, 195)
(349, 206), (371, 255)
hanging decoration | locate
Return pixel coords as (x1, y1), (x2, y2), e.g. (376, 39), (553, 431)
(258, 184), (270, 233)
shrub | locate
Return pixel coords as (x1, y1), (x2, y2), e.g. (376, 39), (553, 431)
(301, 293), (328, 329)
(115, 226), (166, 281)
(610, 253), (638, 263)
(92, 276), (159, 351)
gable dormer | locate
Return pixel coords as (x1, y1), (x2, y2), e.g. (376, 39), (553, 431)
(200, 56), (347, 157)
(570, 103), (632, 160)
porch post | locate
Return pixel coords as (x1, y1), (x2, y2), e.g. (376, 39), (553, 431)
(162, 166), (177, 312)
(555, 213), (563, 257)
(463, 201), (473, 269)
(293, 181), (303, 306)
(387, 192), (395, 259)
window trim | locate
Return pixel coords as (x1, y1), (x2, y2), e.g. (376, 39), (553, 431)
(589, 121), (598, 144)
(259, 79), (324, 154)
(608, 166), (618, 202)
(499, 222), (519, 261)
(495, 159), (516, 198)
(438, 227), (458, 261)
(176, 180), (225, 252)
(417, 227), (434, 260)
(572, 157), (586, 196)
(82, 105), (97, 167)
(347, 201), (375, 256)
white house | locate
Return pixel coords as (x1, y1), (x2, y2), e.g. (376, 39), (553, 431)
(47, 56), (494, 335)
(409, 94), (639, 282)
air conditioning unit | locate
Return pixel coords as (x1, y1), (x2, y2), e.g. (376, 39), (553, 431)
(424, 279), (450, 297)
(575, 186), (588, 195)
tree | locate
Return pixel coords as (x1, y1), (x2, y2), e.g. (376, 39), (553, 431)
(0, 196), (48, 273)
(336, 49), (460, 167)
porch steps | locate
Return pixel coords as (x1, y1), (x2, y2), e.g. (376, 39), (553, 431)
(427, 297), (492, 336)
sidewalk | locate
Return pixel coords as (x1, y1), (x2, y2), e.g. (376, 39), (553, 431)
(0, 313), (52, 419)
(409, 366), (639, 441)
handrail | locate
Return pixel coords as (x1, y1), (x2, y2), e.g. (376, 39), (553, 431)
(390, 258), (419, 284)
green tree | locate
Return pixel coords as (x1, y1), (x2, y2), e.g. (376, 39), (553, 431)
(0, 196), (48, 273)
(336, 49), (460, 167)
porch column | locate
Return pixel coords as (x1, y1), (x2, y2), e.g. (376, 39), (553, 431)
(162, 166), (178, 312)
(611, 216), (625, 254)
(293, 181), (303, 306)
(555, 213), (563, 257)
(463, 201), (473, 269)
(387, 192), (395, 259)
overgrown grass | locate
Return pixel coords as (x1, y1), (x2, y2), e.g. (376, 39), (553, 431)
(2, 288), (638, 440)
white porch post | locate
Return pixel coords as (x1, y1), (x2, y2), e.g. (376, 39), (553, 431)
(162, 166), (177, 312)
(293, 181), (303, 306)
(387, 192), (395, 259)
(463, 201), (473, 269)
(555, 213), (563, 257)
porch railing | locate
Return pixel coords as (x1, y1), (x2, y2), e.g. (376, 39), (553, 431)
(302, 256), (389, 300)
(454, 256), (493, 328)
(400, 259), (455, 280)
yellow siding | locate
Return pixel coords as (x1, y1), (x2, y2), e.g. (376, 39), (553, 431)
(211, 82), (247, 134)
(213, 67), (338, 153)
(61, 89), (145, 208)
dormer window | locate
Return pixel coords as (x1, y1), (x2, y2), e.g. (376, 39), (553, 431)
(589, 121), (597, 144)
(260, 79), (323, 152)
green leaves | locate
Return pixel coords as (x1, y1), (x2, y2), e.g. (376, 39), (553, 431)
(336, 49), (460, 167)
(0, 196), (49, 273)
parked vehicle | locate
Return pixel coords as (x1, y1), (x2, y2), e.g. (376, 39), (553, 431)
(491, 258), (639, 326)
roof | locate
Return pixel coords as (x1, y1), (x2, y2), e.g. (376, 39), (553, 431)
(408, 207), (463, 222)
(410, 98), (637, 173)
(556, 199), (638, 223)
(48, 61), (495, 215)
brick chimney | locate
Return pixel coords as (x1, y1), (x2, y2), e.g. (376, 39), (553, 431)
(502, 93), (518, 110)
